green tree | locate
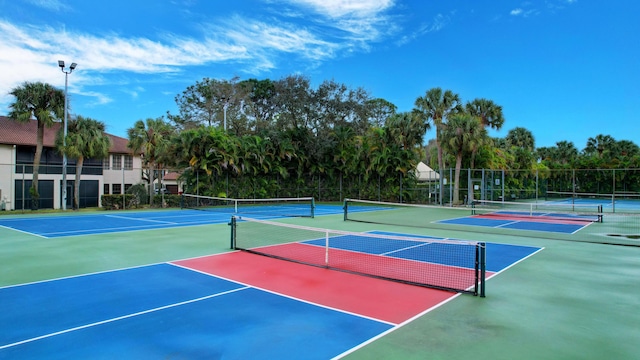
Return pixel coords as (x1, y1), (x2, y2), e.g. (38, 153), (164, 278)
(465, 98), (505, 130)
(241, 78), (278, 133)
(127, 117), (175, 206)
(170, 77), (246, 130)
(414, 88), (462, 204)
(440, 113), (486, 204)
(555, 141), (579, 166)
(465, 98), (505, 168)
(8, 81), (65, 209)
(56, 116), (111, 209)
(584, 134), (616, 159)
(506, 127), (535, 151)
(366, 98), (397, 128)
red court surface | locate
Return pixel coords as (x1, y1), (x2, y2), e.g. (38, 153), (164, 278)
(174, 251), (459, 324)
(244, 242), (480, 292)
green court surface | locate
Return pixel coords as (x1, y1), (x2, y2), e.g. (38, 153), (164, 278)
(1, 207), (639, 359)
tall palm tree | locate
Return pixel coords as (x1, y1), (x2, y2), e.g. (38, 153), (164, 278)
(465, 98), (505, 168)
(8, 82), (65, 209)
(465, 98), (505, 130)
(414, 88), (461, 204)
(56, 116), (111, 209)
(440, 113), (486, 204)
(127, 117), (175, 206)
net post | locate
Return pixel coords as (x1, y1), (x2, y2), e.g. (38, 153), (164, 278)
(180, 194), (184, 209)
(324, 230), (329, 267)
(343, 199), (348, 221)
(598, 205), (603, 223)
(311, 197), (316, 218)
(479, 242), (486, 297)
(229, 216), (237, 249)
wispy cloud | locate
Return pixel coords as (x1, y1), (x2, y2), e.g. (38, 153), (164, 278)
(23, 0), (69, 12)
(0, 1), (399, 112)
(285, 0), (394, 19)
(277, 0), (397, 46)
(396, 13), (451, 46)
(511, 0), (576, 17)
(205, 16), (339, 71)
(0, 18), (255, 110)
(510, 7), (539, 17)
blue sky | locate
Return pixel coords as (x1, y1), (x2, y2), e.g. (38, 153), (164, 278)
(0, 0), (638, 149)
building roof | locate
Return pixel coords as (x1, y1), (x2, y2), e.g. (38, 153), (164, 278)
(415, 161), (440, 181)
(0, 116), (132, 154)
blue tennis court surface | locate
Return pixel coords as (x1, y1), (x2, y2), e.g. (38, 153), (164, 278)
(438, 214), (592, 234)
(304, 231), (539, 273)
(0, 263), (391, 359)
(0, 205), (346, 238)
(369, 231), (541, 273)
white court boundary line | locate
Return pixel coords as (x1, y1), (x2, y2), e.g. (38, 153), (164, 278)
(0, 286), (250, 350)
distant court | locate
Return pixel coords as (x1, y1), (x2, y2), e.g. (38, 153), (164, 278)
(0, 205), (345, 238)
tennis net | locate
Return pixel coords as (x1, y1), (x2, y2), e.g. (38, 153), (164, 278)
(181, 194), (315, 218)
(471, 199), (603, 223)
(343, 199), (472, 227)
(342, 199), (640, 247)
(546, 191), (640, 213)
(230, 216), (486, 296)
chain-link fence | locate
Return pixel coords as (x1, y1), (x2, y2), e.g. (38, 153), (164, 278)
(1, 163), (639, 213)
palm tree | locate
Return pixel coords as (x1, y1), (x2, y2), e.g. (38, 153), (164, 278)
(584, 134), (615, 158)
(330, 126), (358, 198)
(440, 113), (486, 204)
(8, 82), (65, 209)
(465, 98), (505, 168)
(506, 127), (535, 151)
(414, 88), (461, 204)
(127, 118), (175, 206)
(465, 98), (505, 130)
(56, 116), (111, 210)
(555, 141), (579, 166)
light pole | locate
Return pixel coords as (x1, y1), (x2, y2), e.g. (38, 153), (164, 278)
(58, 60), (77, 210)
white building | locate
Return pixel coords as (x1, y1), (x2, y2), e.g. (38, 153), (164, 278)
(0, 116), (142, 210)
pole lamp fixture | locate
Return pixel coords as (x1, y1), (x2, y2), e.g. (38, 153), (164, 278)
(58, 60), (77, 210)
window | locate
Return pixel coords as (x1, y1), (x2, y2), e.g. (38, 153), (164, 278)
(103, 183), (110, 195)
(124, 184), (132, 193)
(103, 156), (110, 170)
(124, 155), (133, 170)
(112, 155), (122, 170)
(113, 184), (122, 194)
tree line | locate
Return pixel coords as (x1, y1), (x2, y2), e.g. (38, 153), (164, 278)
(8, 75), (640, 209)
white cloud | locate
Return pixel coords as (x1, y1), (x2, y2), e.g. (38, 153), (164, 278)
(77, 91), (113, 107)
(396, 13), (451, 46)
(510, 8), (523, 16)
(286, 0), (394, 19)
(0, 19), (253, 112)
(23, 0), (69, 12)
(203, 16), (341, 72)
(0, 1), (398, 113)
(278, 0), (397, 45)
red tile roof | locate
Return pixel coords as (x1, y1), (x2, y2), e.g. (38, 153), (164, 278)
(0, 116), (132, 154)
(163, 171), (181, 180)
